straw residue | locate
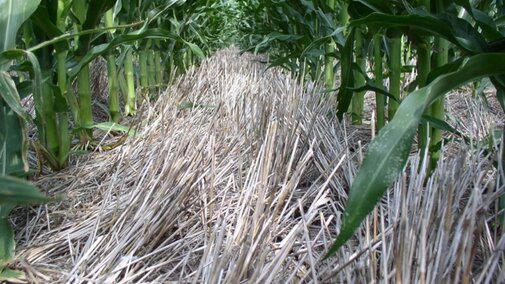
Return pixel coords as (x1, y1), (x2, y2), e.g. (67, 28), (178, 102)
(12, 48), (504, 283)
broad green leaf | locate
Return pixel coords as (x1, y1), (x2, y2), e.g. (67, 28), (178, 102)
(420, 115), (463, 138)
(66, 27), (194, 78)
(81, 0), (117, 33)
(454, 0), (505, 40)
(348, 84), (397, 102)
(348, 0), (392, 19)
(0, 50), (43, 109)
(325, 53), (505, 258)
(72, 0), (87, 25)
(0, 267), (25, 282)
(0, 0), (41, 52)
(426, 57), (466, 84)
(182, 40), (205, 59)
(0, 218), (15, 274)
(253, 32), (304, 54)
(300, 26), (346, 58)
(0, 58), (42, 169)
(0, 200), (25, 279)
(336, 28), (356, 119)
(31, 4), (63, 39)
(0, 175), (53, 205)
(0, 72), (31, 122)
(350, 10), (487, 53)
(0, 72), (29, 175)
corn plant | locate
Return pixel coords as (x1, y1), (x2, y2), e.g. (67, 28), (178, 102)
(0, 1), (234, 282)
(104, 6), (122, 122)
(0, 0), (54, 279)
(237, 0), (347, 82)
(325, 0), (505, 257)
(237, 0), (504, 259)
(20, 0), (210, 168)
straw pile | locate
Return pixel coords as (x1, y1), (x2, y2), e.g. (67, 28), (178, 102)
(11, 48), (504, 283)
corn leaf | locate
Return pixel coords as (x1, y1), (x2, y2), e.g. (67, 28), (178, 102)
(454, 0), (505, 40)
(0, 72), (29, 175)
(31, 3), (63, 39)
(0, 267), (25, 282)
(0, 175), (53, 205)
(0, 216), (15, 276)
(336, 28), (355, 119)
(0, 0), (41, 52)
(67, 26), (201, 78)
(325, 53), (505, 258)
(0, 49), (45, 143)
(350, 10), (487, 53)
(76, 0), (117, 54)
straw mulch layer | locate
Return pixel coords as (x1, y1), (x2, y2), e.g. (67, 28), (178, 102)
(10, 48), (504, 283)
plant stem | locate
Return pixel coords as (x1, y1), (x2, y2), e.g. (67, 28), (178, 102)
(388, 35), (402, 119)
(352, 30), (365, 125)
(139, 49), (149, 90)
(148, 49), (156, 90)
(124, 48), (136, 116)
(185, 49), (193, 68)
(56, 51), (70, 168)
(417, 0), (432, 162)
(154, 50), (163, 89)
(104, 9), (120, 122)
(373, 33), (385, 131)
(339, 2), (349, 32)
(77, 64), (93, 143)
(417, 40), (431, 158)
(324, 0), (336, 91)
(430, 1), (450, 170)
(42, 85), (58, 153)
(106, 53), (121, 122)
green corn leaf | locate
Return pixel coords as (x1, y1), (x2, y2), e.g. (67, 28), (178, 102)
(336, 28), (356, 120)
(0, 72), (31, 124)
(182, 40), (205, 59)
(0, 0), (41, 52)
(454, 0), (505, 40)
(0, 267), (25, 282)
(325, 53), (505, 259)
(0, 175), (51, 279)
(420, 115), (463, 137)
(66, 26), (198, 78)
(0, 72), (30, 175)
(426, 57), (466, 84)
(350, 10), (487, 53)
(0, 50), (43, 177)
(0, 49), (45, 141)
(300, 26), (346, 58)
(31, 4), (64, 39)
(348, 84), (398, 102)
(348, 0), (392, 19)
(254, 32), (304, 54)
(0, 216), (16, 277)
(76, 0), (117, 54)
(0, 175), (54, 205)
